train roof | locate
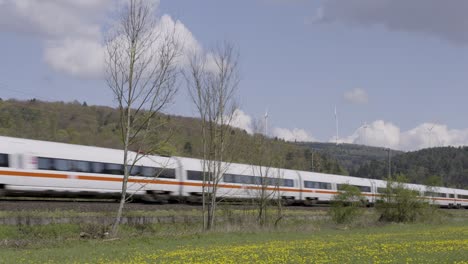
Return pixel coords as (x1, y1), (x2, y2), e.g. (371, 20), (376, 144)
(0, 136), (175, 167)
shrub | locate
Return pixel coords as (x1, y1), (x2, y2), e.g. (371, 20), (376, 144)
(376, 175), (430, 223)
(329, 184), (363, 224)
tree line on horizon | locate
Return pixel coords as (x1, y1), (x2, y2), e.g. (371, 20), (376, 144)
(300, 142), (468, 189)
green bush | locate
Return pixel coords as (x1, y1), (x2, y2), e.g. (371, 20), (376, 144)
(376, 175), (430, 223)
(329, 184), (363, 224)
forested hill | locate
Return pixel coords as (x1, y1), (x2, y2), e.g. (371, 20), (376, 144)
(354, 147), (468, 189)
(0, 99), (346, 175)
(299, 142), (468, 189)
(298, 142), (403, 174)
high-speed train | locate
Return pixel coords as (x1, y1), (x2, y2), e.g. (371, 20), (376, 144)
(0, 136), (467, 208)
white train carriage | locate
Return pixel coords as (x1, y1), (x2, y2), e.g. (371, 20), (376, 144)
(455, 189), (468, 208)
(372, 179), (468, 208)
(0, 136), (181, 202)
(300, 171), (378, 205)
(178, 157), (301, 204)
(420, 185), (468, 208)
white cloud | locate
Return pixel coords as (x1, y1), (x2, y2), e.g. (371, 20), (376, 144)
(339, 121), (468, 151)
(228, 109), (315, 142)
(156, 14), (203, 67)
(273, 127), (315, 142)
(0, 0), (105, 39)
(317, 0), (468, 44)
(0, 0), (109, 78)
(337, 120), (400, 149)
(343, 88), (368, 104)
(231, 109), (253, 134)
(44, 38), (106, 78)
(0, 0), (202, 79)
(401, 123), (468, 151)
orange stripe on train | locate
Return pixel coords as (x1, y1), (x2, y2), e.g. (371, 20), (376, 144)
(1, 170), (467, 202)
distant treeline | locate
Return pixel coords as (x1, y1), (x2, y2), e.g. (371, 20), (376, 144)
(300, 142), (468, 189)
(0, 99), (346, 175)
(353, 147), (468, 189)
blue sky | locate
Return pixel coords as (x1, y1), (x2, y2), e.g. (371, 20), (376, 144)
(1, 0), (468, 151)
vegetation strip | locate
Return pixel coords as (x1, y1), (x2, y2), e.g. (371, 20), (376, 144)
(0, 223), (466, 263)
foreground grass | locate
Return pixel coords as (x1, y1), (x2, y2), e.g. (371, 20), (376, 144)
(0, 221), (467, 263)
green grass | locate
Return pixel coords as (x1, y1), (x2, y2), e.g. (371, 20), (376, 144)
(0, 219), (467, 263)
(0, 208), (466, 263)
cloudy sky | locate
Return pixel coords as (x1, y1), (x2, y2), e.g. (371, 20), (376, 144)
(1, 0), (468, 151)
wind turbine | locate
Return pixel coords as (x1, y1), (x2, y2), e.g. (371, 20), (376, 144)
(334, 105), (339, 145)
(426, 124), (435, 148)
(264, 109), (269, 137)
(359, 122), (369, 146)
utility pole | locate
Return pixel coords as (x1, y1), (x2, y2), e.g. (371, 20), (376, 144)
(387, 148), (391, 179)
(311, 150), (314, 172)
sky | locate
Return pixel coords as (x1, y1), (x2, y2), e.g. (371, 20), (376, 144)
(1, 0), (468, 151)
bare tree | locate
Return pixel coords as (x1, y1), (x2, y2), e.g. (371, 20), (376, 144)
(248, 118), (280, 226)
(105, 0), (180, 236)
(185, 43), (239, 231)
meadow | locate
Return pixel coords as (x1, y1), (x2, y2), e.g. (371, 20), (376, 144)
(0, 208), (467, 263)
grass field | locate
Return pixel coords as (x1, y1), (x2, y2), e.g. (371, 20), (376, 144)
(0, 220), (467, 263)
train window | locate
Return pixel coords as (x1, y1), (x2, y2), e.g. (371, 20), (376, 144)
(223, 173), (235, 183)
(38, 157), (55, 170)
(304, 181), (332, 190)
(187, 170), (203, 181)
(72, 161), (90, 172)
(267, 178), (278, 186)
(155, 168), (176, 179)
(458, 195), (468, 199)
(449, 194), (455, 198)
(244, 175), (254, 184)
(282, 179), (294, 187)
(359, 186), (371, 193)
(233, 174), (244, 184)
(424, 192), (446, 198)
(129, 165), (142, 176)
(104, 163), (124, 175)
(141, 166), (155, 177)
(377, 187), (387, 194)
(91, 162), (105, 173)
(55, 159), (70, 171)
(253, 176), (264, 185)
(338, 184), (371, 193)
(223, 174), (293, 187)
(0, 153), (9, 167)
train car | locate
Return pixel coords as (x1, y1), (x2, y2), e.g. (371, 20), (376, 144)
(177, 156), (301, 204)
(420, 185), (468, 208)
(299, 172), (383, 206)
(455, 189), (468, 208)
(0, 136), (181, 202)
(1, 136), (467, 208)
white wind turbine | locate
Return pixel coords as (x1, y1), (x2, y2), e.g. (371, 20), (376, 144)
(334, 105), (339, 145)
(426, 124), (435, 148)
(359, 122), (369, 146)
